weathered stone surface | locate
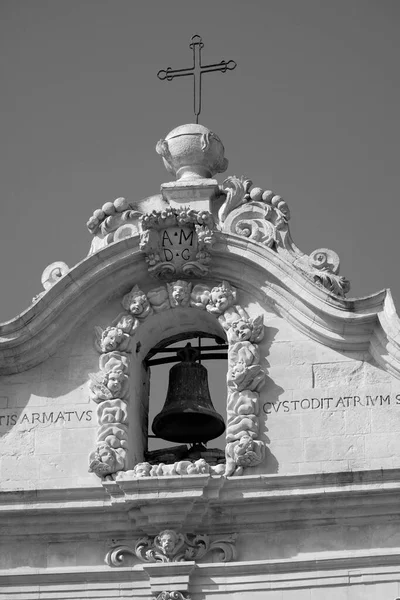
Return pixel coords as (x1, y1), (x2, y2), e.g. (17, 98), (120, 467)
(2, 125), (400, 598)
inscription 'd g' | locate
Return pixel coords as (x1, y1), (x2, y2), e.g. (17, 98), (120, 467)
(161, 226), (197, 265)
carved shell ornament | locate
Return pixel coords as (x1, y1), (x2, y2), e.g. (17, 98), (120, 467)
(89, 279), (266, 480)
(219, 176), (350, 297)
(105, 529), (237, 566)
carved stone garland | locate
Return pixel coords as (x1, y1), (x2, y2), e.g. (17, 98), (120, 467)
(105, 529), (236, 566)
(155, 593), (190, 600)
(88, 280), (266, 479)
(219, 176), (350, 297)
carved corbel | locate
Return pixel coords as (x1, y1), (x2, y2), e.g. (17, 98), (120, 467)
(105, 530), (237, 565)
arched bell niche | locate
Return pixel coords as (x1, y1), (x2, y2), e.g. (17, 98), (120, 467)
(128, 306), (227, 467)
(89, 279), (266, 479)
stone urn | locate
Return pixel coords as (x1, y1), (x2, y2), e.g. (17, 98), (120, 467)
(156, 123), (229, 181)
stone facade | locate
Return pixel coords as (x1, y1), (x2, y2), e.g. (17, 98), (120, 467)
(1, 124), (400, 599)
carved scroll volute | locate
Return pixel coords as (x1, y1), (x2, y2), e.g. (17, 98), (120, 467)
(105, 530), (237, 566)
(307, 248), (350, 297)
(218, 176), (290, 250)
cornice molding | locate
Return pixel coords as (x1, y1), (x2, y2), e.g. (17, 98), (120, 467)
(0, 233), (399, 375)
(1, 469), (400, 535)
(1, 551), (400, 593)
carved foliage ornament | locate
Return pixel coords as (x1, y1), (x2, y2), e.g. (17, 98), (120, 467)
(307, 248), (350, 297)
(105, 529), (237, 566)
(90, 280), (266, 479)
(156, 593), (190, 600)
(139, 207), (216, 279)
(219, 176), (350, 297)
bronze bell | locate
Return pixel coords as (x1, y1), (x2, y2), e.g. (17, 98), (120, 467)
(152, 343), (226, 444)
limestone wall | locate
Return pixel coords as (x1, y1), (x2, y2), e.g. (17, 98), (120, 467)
(0, 300), (123, 491)
(254, 301), (399, 476)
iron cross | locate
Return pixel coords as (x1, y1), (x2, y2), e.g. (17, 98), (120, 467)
(157, 35), (237, 124)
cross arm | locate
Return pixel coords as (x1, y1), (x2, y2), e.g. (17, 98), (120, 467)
(157, 66), (195, 81)
(200, 60), (237, 74)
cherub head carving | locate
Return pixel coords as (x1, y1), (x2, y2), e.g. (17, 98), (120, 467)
(106, 370), (126, 395)
(97, 326), (130, 353)
(227, 361), (265, 392)
(206, 281), (236, 315)
(89, 368), (128, 403)
(230, 315), (264, 343)
(122, 285), (153, 320)
(88, 443), (117, 477)
(133, 462), (152, 478)
(234, 435), (264, 467)
(167, 280), (192, 307)
(157, 529), (179, 555)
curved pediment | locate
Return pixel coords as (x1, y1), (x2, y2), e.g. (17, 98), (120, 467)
(0, 229), (399, 377)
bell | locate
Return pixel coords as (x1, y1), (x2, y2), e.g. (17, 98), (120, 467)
(152, 343), (226, 444)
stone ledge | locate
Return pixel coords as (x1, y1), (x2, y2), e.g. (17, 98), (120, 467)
(1, 470), (400, 534)
(1, 552), (400, 591)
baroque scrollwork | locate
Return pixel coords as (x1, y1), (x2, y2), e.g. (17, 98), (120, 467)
(307, 248), (351, 297)
(89, 280), (266, 479)
(219, 176), (290, 250)
(218, 176), (350, 296)
(32, 261), (69, 303)
(139, 207), (216, 279)
(105, 530), (236, 566)
(156, 593), (190, 600)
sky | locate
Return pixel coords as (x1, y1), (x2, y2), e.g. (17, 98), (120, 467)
(1, 0), (400, 324)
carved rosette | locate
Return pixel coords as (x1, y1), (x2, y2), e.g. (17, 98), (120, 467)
(139, 207), (216, 279)
(105, 529), (236, 566)
(89, 279), (266, 479)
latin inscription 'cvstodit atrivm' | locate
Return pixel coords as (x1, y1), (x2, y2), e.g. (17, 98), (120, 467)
(263, 393), (400, 414)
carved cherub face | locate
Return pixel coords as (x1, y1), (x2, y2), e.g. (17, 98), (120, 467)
(172, 284), (185, 302)
(128, 292), (149, 315)
(101, 327), (124, 352)
(159, 530), (178, 554)
(231, 320), (252, 341)
(134, 462), (152, 477)
(228, 361), (247, 384)
(89, 444), (117, 476)
(208, 282), (235, 314)
(98, 445), (116, 468)
(212, 290), (230, 311)
(106, 370), (125, 395)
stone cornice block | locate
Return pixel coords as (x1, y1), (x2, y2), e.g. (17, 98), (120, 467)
(161, 179), (220, 213)
(142, 562), (195, 595)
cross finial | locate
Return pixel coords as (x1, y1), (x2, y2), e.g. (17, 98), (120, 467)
(157, 35), (237, 124)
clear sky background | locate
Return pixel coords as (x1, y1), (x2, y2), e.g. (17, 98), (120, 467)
(1, 0), (399, 323)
